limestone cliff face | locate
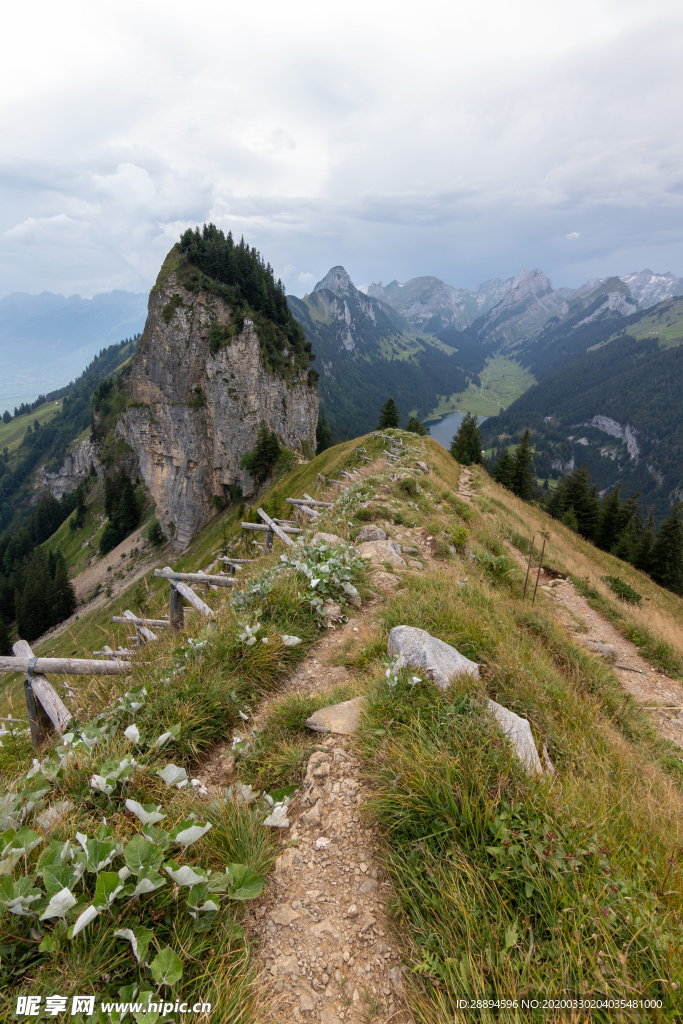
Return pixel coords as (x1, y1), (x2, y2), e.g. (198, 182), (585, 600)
(34, 439), (99, 501)
(118, 261), (318, 550)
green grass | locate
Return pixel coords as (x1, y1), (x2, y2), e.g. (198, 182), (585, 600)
(0, 400), (64, 452)
(426, 355), (536, 420)
(357, 567), (683, 1022)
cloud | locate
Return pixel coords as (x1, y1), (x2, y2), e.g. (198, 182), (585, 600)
(0, 0), (682, 296)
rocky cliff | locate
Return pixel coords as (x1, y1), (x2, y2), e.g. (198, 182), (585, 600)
(118, 250), (318, 550)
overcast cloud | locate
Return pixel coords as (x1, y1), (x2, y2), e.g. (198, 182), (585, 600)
(1, 0), (682, 298)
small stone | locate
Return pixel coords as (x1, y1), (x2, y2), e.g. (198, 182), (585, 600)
(371, 571), (400, 588)
(315, 837), (332, 850)
(310, 919), (339, 938)
(306, 697), (366, 735)
(301, 799), (322, 826)
(272, 906), (301, 927)
(357, 539), (407, 568)
(299, 992), (315, 1013)
(408, 559), (423, 570)
(324, 603), (343, 620)
(356, 525), (387, 542)
(346, 904), (359, 918)
(313, 532), (345, 546)
(388, 966), (404, 996)
(360, 878), (377, 893)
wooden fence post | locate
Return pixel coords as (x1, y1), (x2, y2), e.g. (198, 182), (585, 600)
(13, 639), (72, 748)
(169, 582), (184, 632)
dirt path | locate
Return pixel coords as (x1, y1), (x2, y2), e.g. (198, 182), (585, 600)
(503, 541), (683, 749)
(458, 464), (473, 502)
(233, 463), (417, 1024)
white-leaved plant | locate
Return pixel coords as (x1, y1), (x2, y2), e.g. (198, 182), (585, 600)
(156, 764), (189, 789)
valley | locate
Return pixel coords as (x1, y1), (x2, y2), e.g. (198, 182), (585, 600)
(425, 354), (536, 422)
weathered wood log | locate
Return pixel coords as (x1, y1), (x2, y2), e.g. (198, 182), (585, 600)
(285, 497), (333, 508)
(123, 609), (158, 643)
(0, 655), (127, 676)
(299, 504), (318, 518)
(257, 508), (294, 547)
(156, 568), (214, 617)
(112, 616), (171, 627)
(153, 568), (236, 587)
(241, 522), (300, 535)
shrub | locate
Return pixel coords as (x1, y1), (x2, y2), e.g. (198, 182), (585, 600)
(603, 575), (642, 605)
(144, 517), (164, 546)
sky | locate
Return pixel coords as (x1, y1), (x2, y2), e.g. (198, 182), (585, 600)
(1, 0), (682, 299)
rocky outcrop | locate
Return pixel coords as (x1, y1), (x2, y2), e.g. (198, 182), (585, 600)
(34, 440), (99, 500)
(118, 255), (318, 550)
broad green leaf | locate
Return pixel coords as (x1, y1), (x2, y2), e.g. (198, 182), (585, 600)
(69, 902), (99, 937)
(268, 784), (298, 804)
(90, 775), (115, 796)
(163, 861), (207, 887)
(114, 925), (154, 964)
(84, 838), (118, 874)
(125, 800), (166, 826)
(132, 990), (160, 1024)
(226, 863), (265, 901)
(141, 826), (171, 850)
(0, 875), (44, 915)
(171, 821), (212, 850)
(37, 840), (73, 870)
(93, 871), (125, 909)
(192, 911), (218, 933)
(1, 825), (43, 859)
(40, 886), (77, 920)
(156, 764), (188, 789)
(150, 946), (183, 988)
(39, 935), (57, 952)
(133, 869), (166, 895)
(153, 723), (181, 749)
(43, 865), (79, 897)
(124, 835), (164, 875)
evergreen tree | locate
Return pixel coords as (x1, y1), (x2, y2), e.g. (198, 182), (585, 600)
(611, 517), (639, 562)
(561, 506), (579, 532)
(17, 552), (50, 641)
(634, 508), (656, 573)
(316, 417), (333, 454)
(450, 413), (484, 466)
(649, 504), (683, 595)
(2, 411), (10, 424)
(510, 429), (535, 500)
(0, 613), (11, 655)
(491, 448), (514, 489)
(377, 398), (400, 429)
(562, 464), (600, 540)
(596, 483), (624, 551)
(405, 416), (429, 436)
(239, 423), (282, 482)
(51, 557), (77, 624)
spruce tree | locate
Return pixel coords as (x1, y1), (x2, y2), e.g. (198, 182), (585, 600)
(634, 508), (656, 573)
(510, 429), (535, 500)
(611, 517), (639, 563)
(563, 464), (600, 540)
(405, 416), (429, 436)
(51, 558), (77, 625)
(450, 413), (484, 466)
(491, 448), (514, 489)
(649, 505), (683, 595)
(17, 553), (50, 641)
(561, 506), (579, 532)
(0, 613), (11, 655)
(377, 398), (400, 429)
(316, 417), (333, 454)
(596, 484), (623, 551)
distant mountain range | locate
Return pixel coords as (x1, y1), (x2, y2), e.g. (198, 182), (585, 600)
(0, 290), (147, 413)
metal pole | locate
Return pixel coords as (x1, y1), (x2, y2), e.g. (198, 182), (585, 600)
(522, 536), (535, 601)
(531, 537), (547, 607)
(264, 528), (273, 555)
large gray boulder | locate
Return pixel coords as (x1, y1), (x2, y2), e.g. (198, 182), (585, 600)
(357, 540), (406, 568)
(387, 626), (548, 776)
(356, 524), (386, 542)
(387, 625), (480, 684)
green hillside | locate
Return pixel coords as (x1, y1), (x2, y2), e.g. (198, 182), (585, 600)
(1, 434), (682, 1018)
